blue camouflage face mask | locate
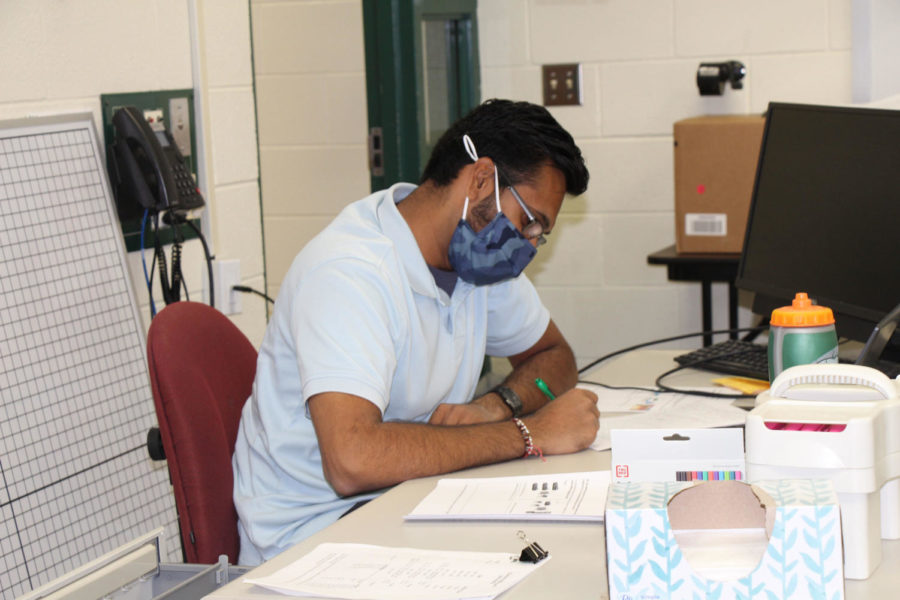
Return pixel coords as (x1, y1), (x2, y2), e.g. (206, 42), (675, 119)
(447, 135), (537, 286)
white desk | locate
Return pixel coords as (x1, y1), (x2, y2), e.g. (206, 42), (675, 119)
(206, 350), (900, 599)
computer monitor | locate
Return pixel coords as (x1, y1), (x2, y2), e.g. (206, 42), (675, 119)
(735, 102), (900, 366)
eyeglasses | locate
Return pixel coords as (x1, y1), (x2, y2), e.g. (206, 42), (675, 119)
(507, 185), (547, 247)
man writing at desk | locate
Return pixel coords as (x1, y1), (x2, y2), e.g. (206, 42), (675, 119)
(232, 99), (600, 565)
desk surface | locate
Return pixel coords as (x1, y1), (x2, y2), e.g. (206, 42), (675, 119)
(206, 350), (900, 599)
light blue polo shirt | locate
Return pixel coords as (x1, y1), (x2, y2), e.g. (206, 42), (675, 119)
(232, 183), (550, 564)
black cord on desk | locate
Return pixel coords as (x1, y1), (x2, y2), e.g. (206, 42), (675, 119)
(653, 360), (757, 399)
(577, 380), (661, 394)
(577, 325), (769, 399)
(581, 362), (756, 399)
(577, 325), (767, 374)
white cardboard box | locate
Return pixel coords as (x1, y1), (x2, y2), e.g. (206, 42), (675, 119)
(606, 479), (844, 600)
(611, 429), (745, 483)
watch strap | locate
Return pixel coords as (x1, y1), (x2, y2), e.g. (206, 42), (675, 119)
(494, 385), (523, 418)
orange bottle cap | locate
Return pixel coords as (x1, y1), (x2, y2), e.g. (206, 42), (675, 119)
(770, 292), (835, 327)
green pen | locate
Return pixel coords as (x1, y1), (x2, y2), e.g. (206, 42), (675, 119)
(534, 378), (556, 400)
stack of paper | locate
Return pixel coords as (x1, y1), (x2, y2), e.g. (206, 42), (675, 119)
(405, 471), (609, 522)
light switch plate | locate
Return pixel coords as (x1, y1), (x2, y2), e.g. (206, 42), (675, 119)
(542, 63), (582, 106)
(168, 97), (191, 157)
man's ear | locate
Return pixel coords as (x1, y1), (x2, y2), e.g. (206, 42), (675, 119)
(464, 157), (496, 201)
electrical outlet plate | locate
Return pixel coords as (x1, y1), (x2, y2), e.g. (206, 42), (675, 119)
(542, 63), (582, 106)
(204, 259), (241, 315)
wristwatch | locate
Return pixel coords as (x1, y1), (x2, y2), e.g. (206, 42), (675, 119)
(494, 385), (523, 418)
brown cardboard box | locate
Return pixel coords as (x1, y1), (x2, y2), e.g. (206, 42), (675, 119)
(674, 114), (765, 253)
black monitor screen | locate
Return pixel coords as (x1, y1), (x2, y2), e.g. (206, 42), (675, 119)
(736, 102), (900, 347)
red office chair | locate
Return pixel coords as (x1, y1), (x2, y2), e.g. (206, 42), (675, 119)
(146, 301), (257, 564)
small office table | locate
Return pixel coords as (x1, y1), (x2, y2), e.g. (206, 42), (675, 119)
(205, 351), (900, 600)
(647, 245), (741, 346)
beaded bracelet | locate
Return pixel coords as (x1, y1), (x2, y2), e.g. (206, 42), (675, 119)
(512, 417), (544, 461)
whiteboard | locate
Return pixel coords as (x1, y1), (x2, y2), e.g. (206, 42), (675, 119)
(0, 114), (180, 599)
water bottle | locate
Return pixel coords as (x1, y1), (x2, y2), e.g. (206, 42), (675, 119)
(768, 292), (839, 380)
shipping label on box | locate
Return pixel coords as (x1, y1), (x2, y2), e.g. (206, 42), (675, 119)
(605, 479), (844, 600)
(611, 428), (745, 483)
(674, 114), (765, 254)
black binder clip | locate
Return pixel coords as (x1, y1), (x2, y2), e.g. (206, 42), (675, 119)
(516, 530), (549, 563)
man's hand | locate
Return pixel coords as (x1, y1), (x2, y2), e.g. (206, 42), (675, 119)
(522, 388), (599, 455)
(429, 394), (508, 425)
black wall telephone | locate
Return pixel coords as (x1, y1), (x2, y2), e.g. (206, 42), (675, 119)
(108, 105), (213, 312)
(109, 105), (204, 219)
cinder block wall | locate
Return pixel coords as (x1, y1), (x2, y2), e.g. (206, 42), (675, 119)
(0, 0), (865, 361)
(251, 0), (370, 302)
(0, 0), (268, 346)
(254, 0), (853, 366)
(479, 0), (853, 365)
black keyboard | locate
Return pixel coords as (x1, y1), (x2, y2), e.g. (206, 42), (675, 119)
(674, 339), (769, 380)
(675, 339), (900, 381)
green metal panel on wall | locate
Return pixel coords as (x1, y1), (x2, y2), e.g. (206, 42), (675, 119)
(363, 0), (480, 191)
(362, 1), (419, 190)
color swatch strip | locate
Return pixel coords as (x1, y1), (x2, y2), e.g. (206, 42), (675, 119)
(675, 470), (742, 481)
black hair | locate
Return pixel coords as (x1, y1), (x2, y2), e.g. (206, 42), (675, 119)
(420, 99), (589, 196)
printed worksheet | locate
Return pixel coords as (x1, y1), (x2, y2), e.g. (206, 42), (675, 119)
(405, 471), (609, 522)
(590, 390), (748, 452)
(245, 543), (547, 600)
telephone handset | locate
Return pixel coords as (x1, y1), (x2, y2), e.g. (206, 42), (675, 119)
(109, 105), (210, 309)
(109, 105), (204, 217)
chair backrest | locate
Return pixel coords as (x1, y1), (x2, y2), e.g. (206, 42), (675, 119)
(147, 301), (257, 564)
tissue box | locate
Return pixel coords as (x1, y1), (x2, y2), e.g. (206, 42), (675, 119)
(674, 115), (765, 253)
(606, 479), (844, 600)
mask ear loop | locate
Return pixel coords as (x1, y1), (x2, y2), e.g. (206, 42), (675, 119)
(492, 167), (501, 211)
(462, 134), (479, 161)
(461, 134), (502, 218)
